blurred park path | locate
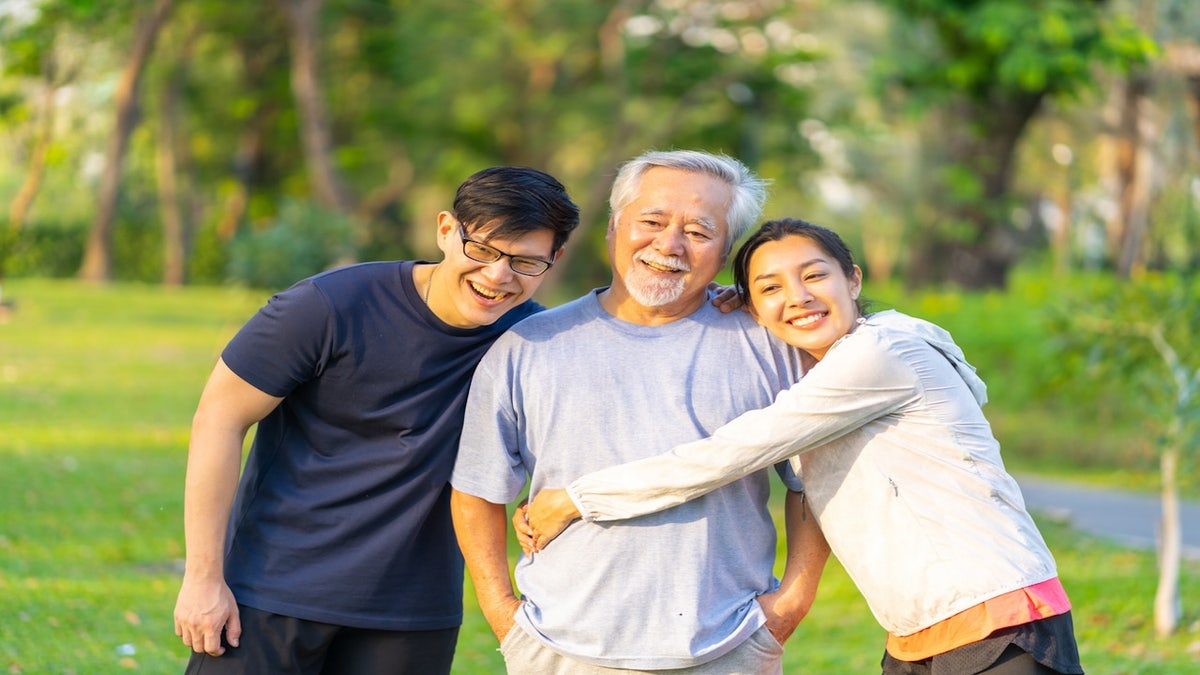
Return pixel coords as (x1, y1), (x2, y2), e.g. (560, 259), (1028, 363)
(1016, 475), (1200, 561)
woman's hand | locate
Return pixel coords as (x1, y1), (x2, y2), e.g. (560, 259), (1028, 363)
(525, 488), (582, 552)
(511, 500), (534, 556)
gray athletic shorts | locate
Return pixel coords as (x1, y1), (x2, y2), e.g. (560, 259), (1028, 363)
(499, 622), (784, 675)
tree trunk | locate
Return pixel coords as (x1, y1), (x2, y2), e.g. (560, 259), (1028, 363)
(78, 0), (175, 282)
(909, 91), (1043, 289)
(1154, 438), (1181, 637)
(1108, 72), (1157, 278)
(216, 30), (284, 242)
(157, 31), (194, 287)
(7, 79), (57, 238)
(1147, 321), (1190, 638)
(3, 77), (58, 283)
(274, 0), (355, 213)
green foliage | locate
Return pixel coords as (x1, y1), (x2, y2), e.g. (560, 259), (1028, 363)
(869, 266), (1169, 482)
(226, 199), (360, 290)
(1045, 272), (1200, 457)
(186, 219), (232, 286)
(878, 0), (1155, 103)
(3, 220), (86, 278)
(112, 209), (167, 284)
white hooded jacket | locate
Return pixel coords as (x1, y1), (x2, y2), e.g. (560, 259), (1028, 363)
(567, 310), (1057, 636)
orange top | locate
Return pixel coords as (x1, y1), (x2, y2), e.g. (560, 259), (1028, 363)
(885, 577), (1071, 661)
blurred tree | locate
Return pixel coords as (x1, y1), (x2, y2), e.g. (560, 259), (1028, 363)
(1117, 0), (1200, 277)
(195, 1), (292, 244)
(352, 0), (825, 292)
(1049, 273), (1200, 636)
(0, 0), (90, 292)
(275, 0), (356, 214)
(874, 0), (1155, 288)
(78, 0), (175, 282)
(154, 11), (201, 286)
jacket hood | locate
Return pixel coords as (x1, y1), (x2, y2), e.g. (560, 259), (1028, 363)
(864, 310), (988, 406)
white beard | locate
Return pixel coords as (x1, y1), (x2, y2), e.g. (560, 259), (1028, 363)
(625, 256), (688, 307)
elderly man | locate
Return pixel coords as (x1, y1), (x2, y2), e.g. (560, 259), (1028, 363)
(450, 150), (830, 674)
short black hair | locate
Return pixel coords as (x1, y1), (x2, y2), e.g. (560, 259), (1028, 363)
(453, 167), (580, 252)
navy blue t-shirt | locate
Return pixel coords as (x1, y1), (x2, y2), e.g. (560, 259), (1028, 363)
(220, 260), (540, 630)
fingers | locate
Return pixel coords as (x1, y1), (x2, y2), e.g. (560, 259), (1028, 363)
(174, 601), (233, 656)
(177, 621), (226, 657)
(707, 283), (743, 313)
(225, 610), (242, 649)
(201, 626), (227, 657)
(512, 504), (537, 555)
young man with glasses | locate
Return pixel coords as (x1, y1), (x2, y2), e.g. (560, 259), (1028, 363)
(172, 166), (580, 674)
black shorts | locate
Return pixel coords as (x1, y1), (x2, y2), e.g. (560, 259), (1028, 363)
(184, 604), (459, 675)
(881, 612), (1083, 675)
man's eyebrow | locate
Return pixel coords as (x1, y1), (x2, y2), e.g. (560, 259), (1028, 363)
(636, 208), (717, 233)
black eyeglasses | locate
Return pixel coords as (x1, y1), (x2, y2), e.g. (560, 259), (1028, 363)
(458, 224), (554, 277)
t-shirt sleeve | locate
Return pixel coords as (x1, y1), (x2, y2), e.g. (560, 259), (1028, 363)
(449, 342), (530, 504)
(568, 331), (921, 522)
(221, 280), (333, 398)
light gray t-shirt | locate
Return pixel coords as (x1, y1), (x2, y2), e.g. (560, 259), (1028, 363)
(451, 289), (802, 670)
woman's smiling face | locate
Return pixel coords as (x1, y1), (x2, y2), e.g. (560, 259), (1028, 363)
(746, 234), (862, 361)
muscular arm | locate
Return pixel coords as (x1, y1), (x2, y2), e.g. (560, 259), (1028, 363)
(173, 358), (282, 656)
(757, 491), (830, 644)
(451, 489), (523, 642)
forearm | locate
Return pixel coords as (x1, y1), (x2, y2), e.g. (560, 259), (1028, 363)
(569, 357), (912, 523)
(176, 360), (277, 655)
(776, 490), (829, 620)
(568, 402), (857, 522)
(182, 359), (280, 582)
(566, 432), (779, 522)
(450, 489), (522, 639)
(181, 424), (246, 581)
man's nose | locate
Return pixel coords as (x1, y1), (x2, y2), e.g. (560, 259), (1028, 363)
(652, 226), (686, 256)
(480, 258), (515, 283)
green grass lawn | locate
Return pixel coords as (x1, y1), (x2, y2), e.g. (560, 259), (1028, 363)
(1, 278), (1198, 673)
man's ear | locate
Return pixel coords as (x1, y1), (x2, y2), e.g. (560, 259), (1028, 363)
(434, 212), (457, 256)
(436, 211), (457, 238)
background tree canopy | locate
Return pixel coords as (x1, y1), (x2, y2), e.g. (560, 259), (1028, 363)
(0, 0), (1190, 296)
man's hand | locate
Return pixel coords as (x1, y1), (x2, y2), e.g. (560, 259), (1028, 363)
(174, 576), (241, 656)
(525, 488), (581, 552)
(480, 595), (524, 643)
(707, 282), (744, 313)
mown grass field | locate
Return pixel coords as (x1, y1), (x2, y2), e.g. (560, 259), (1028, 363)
(1, 277), (1198, 673)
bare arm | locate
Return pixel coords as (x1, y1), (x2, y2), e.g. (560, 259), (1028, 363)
(451, 489), (523, 642)
(173, 359), (282, 656)
(756, 491), (830, 644)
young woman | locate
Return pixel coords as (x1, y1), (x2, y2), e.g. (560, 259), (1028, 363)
(525, 218), (1083, 674)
